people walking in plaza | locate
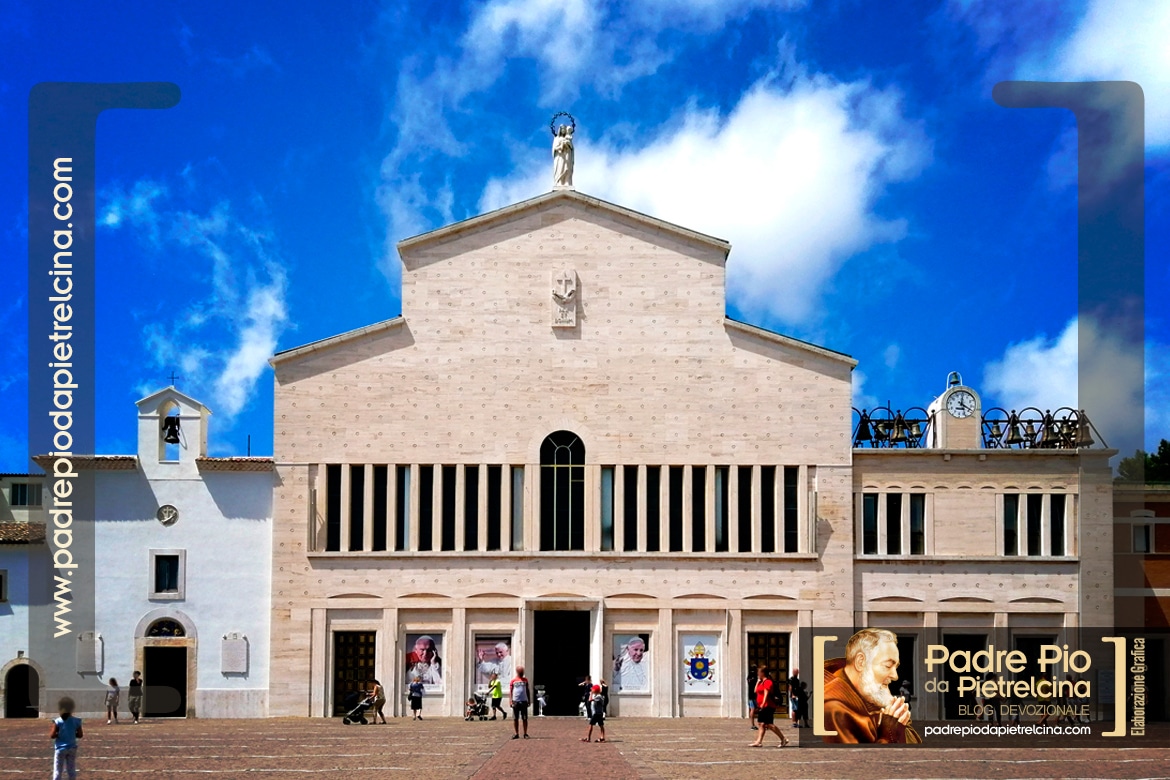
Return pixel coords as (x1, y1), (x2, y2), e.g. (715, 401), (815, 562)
(750, 665), (789, 748)
(128, 671), (143, 724)
(509, 666), (531, 739)
(369, 678), (387, 724)
(105, 678), (120, 725)
(581, 684), (607, 742)
(747, 666), (758, 729)
(50, 696), (83, 780)
(408, 676), (424, 720)
(786, 669), (800, 727)
(488, 673), (506, 720)
(793, 680), (810, 728)
(578, 675), (594, 716)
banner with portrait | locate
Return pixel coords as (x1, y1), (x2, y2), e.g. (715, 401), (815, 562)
(473, 635), (514, 686)
(612, 633), (651, 693)
(681, 633), (720, 693)
(404, 632), (444, 692)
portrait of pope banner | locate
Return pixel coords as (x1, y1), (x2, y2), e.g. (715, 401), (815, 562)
(404, 633), (444, 692)
(473, 635), (514, 686)
(681, 634), (720, 693)
(612, 634), (651, 693)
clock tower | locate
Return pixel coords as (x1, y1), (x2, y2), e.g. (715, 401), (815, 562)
(926, 371), (982, 449)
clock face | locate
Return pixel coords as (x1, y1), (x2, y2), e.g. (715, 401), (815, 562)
(156, 504), (179, 526)
(946, 390), (976, 419)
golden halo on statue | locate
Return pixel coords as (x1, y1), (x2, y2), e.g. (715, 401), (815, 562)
(550, 111), (576, 136)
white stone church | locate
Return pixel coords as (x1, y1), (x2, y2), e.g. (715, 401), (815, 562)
(266, 162), (1113, 720)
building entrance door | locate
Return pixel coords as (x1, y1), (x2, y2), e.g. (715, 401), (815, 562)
(747, 633), (791, 716)
(534, 611), (590, 715)
(3, 664), (39, 718)
(332, 631), (376, 716)
(942, 633), (985, 719)
(143, 646), (188, 717)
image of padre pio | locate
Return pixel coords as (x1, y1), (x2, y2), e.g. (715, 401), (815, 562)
(823, 628), (922, 744)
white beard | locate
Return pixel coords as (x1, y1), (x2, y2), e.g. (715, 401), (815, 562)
(858, 668), (894, 709)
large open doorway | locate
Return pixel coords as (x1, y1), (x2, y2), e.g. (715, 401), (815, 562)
(747, 632), (790, 716)
(4, 664), (39, 718)
(534, 611), (590, 715)
(942, 633), (986, 719)
(333, 631), (377, 716)
(143, 646), (188, 717)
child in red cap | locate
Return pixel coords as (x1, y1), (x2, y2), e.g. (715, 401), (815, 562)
(580, 684), (607, 743)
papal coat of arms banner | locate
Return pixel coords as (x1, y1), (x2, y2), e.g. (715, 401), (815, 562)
(681, 633), (720, 692)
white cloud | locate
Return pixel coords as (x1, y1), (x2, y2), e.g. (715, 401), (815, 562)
(982, 316), (1166, 453)
(883, 344), (901, 370)
(100, 180), (288, 423)
(481, 67), (930, 324)
(852, 369), (878, 410)
(1044, 0), (1170, 149)
(950, 0), (1170, 151)
(377, 0), (807, 285)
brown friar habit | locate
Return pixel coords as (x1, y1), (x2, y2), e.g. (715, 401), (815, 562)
(822, 658), (921, 744)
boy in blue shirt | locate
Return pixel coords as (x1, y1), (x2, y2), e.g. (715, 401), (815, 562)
(50, 696), (83, 780)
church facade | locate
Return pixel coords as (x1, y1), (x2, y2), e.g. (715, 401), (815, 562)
(267, 187), (1114, 720)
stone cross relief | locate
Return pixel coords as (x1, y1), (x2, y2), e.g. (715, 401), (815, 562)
(552, 269), (577, 327)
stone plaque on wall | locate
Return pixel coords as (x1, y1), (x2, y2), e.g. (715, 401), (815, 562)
(76, 631), (101, 675)
(221, 633), (248, 674)
(552, 269), (577, 327)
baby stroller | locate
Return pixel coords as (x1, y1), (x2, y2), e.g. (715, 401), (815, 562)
(342, 693), (376, 725)
(465, 692), (489, 721)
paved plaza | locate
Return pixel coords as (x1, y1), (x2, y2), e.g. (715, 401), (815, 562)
(3, 716), (1169, 779)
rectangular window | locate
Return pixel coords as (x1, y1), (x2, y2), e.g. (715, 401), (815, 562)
(691, 466), (707, 552)
(1050, 494), (1065, 556)
(464, 466), (480, 551)
(1026, 493), (1042, 556)
(862, 493), (878, 554)
(372, 465), (388, 552)
(441, 465), (457, 551)
(668, 466), (684, 552)
(418, 466), (434, 551)
(623, 466), (639, 552)
(760, 466), (776, 553)
(645, 467), (661, 552)
(395, 466), (410, 551)
(886, 493), (902, 555)
(909, 494), (925, 555)
(349, 465), (365, 551)
(326, 464), (342, 552)
(1134, 524), (1151, 553)
(714, 466), (729, 552)
(600, 466), (615, 552)
(737, 467), (753, 552)
(487, 465), (502, 551)
(149, 549), (185, 599)
(783, 466), (798, 553)
(511, 466), (524, 551)
(0, 570), (7, 602)
(1003, 494), (1019, 556)
(10, 483), (42, 507)
(155, 555), (180, 592)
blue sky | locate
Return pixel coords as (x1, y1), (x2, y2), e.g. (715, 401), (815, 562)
(1, 0), (1167, 469)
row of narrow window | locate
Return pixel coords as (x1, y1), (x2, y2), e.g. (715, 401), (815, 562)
(861, 492), (1069, 557)
(321, 464), (520, 553)
(317, 463), (803, 554)
(860, 493), (926, 555)
(1003, 493), (1067, 557)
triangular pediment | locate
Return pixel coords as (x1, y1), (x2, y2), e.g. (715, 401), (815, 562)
(396, 188), (730, 262)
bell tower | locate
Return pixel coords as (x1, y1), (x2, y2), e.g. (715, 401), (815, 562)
(136, 386), (210, 478)
(926, 371), (982, 449)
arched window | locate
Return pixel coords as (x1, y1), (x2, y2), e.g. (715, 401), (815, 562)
(540, 431), (585, 551)
(147, 618), (186, 637)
